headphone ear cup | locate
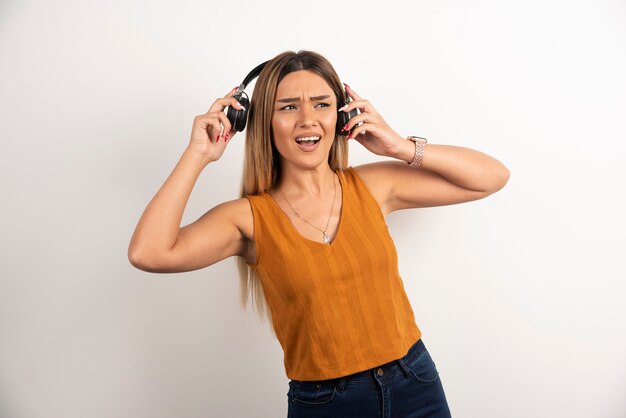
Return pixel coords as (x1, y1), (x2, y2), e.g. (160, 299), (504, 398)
(336, 111), (349, 135)
(227, 94), (251, 132)
(336, 107), (359, 135)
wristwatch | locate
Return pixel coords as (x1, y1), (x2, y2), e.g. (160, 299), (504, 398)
(407, 136), (427, 167)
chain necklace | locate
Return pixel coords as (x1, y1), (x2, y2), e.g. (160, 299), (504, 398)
(279, 173), (337, 244)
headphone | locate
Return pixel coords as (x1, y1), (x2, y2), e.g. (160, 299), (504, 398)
(226, 60), (359, 135)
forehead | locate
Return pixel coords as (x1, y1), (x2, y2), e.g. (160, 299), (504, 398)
(275, 70), (334, 98)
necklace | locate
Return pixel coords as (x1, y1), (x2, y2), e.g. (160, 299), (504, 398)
(279, 173), (337, 244)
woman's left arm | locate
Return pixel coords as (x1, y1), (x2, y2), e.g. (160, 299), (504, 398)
(341, 84), (510, 214)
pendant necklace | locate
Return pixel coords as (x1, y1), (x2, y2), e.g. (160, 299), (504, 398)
(279, 173), (337, 244)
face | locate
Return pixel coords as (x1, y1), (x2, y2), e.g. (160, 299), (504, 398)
(271, 70), (338, 171)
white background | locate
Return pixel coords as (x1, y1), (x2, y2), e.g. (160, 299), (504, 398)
(1, 1), (625, 417)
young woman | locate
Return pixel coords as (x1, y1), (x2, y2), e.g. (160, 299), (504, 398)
(128, 50), (509, 417)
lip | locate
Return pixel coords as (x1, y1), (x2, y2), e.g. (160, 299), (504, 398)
(294, 132), (323, 140)
(295, 139), (321, 152)
(294, 131), (323, 153)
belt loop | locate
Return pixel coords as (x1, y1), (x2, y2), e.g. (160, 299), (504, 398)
(337, 376), (346, 391)
(396, 359), (410, 378)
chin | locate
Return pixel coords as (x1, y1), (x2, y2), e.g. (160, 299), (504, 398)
(282, 153), (331, 171)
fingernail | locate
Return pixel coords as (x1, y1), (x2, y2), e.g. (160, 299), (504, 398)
(238, 104), (246, 110)
(338, 105), (348, 112)
(341, 124), (348, 131)
(343, 83), (349, 89)
(225, 133), (230, 140)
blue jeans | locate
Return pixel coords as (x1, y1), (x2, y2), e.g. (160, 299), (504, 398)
(287, 338), (451, 418)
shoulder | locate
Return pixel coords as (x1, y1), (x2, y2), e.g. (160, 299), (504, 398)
(350, 162), (406, 216)
(218, 196), (255, 214)
(217, 196), (256, 241)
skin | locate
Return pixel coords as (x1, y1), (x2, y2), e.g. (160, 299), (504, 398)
(271, 70), (338, 179)
(128, 70), (510, 273)
(267, 70), (344, 246)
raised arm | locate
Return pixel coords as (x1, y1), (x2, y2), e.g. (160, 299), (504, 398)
(354, 144), (510, 215)
(127, 87), (253, 273)
(339, 83), (510, 215)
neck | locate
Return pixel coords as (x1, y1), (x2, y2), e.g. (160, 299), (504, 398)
(276, 162), (336, 198)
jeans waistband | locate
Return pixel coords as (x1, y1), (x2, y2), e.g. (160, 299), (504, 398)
(335, 338), (425, 386)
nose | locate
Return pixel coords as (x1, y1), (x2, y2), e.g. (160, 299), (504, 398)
(298, 104), (317, 127)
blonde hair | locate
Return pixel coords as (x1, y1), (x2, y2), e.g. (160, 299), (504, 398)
(236, 50), (349, 336)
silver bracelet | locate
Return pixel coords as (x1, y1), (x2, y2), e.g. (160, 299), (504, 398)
(407, 136), (427, 167)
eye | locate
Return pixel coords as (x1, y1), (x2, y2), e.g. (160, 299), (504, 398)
(278, 102), (331, 111)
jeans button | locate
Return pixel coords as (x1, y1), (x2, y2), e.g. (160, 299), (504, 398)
(377, 368), (384, 376)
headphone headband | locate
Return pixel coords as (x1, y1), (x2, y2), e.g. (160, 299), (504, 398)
(227, 59), (357, 133)
(239, 60), (270, 92)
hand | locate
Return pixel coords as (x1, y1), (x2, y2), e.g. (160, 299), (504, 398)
(187, 86), (245, 163)
(340, 84), (406, 159)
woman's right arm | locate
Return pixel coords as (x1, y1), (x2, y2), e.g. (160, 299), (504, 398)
(127, 87), (250, 273)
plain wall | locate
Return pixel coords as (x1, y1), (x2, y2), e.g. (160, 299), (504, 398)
(1, 0), (625, 417)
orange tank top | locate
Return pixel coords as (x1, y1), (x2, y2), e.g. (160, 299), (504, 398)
(245, 167), (422, 381)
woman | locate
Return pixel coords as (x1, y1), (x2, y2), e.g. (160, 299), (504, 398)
(128, 50), (509, 417)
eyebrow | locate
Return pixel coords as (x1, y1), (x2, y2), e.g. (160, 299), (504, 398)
(276, 95), (331, 103)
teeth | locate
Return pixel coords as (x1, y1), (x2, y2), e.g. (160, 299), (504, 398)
(295, 136), (320, 143)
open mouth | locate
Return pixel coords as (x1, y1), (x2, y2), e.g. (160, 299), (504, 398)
(295, 136), (321, 149)
(295, 136), (320, 144)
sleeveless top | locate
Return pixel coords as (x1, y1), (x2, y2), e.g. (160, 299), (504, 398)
(245, 167), (422, 381)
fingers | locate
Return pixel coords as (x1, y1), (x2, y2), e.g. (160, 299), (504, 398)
(215, 112), (236, 142)
(346, 124), (370, 142)
(341, 83), (375, 114)
(208, 86), (245, 113)
(192, 113), (222, 143)
(208, 95), (246, 114)
(338, 84), (378, 139)
(200, 86), (246, 142)
(192, 111), (233, 143)
(203, 111), (232, 142)
(340, 111), (367, 132)
(224, 85), (240, 98)
(343, 83), (362, 101)
(338, 98), (371, 117)
(346, 122), (372, 140)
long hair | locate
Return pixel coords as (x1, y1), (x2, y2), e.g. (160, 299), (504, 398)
(236, 50), (349, 336)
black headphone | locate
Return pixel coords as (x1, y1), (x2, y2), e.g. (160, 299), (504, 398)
(226, 60), (358, 135)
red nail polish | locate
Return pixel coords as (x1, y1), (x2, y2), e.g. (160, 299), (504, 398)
(225, 133), (230, 140)
(342, 124), (348, 131)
